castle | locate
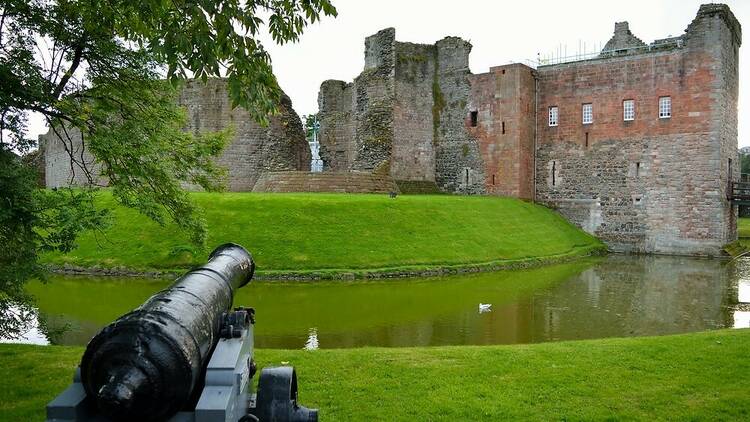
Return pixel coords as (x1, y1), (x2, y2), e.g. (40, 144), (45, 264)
(43, 4), (741, 257)
(316, 4), (742, 256)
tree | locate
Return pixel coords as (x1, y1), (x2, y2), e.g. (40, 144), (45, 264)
(302, 113), (319, 140)
(0, 0), (337, 339)
(740, 151), (750, 176)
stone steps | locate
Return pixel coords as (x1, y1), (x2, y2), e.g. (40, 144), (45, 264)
(395, 180), (442, 194)
(252, 171), (399, 193)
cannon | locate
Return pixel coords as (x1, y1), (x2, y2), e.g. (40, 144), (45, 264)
(46, 243), (317, 422)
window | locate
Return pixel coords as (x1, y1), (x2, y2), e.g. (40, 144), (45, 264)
(548, 106), (558, 127)
(659, 96), (671, 118)
(502, 121), (506, 134)
(470, 111), (478, 127)
(585, 132), (589, 148)
(551, 161), (557, 187)
(582, 103), (593, 124)
(635, 162), (641, 177)
(623, 100), (635, 121)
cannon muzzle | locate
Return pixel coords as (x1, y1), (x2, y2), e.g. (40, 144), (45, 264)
(79, 243), (254, 421)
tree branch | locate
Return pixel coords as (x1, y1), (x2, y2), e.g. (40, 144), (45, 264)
(52, 38), (85, 100)
(0, 110), (6, 147)
(0, 10), (6, 49)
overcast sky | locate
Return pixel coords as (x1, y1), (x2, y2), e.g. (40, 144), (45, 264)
(27, 0), (750, 146)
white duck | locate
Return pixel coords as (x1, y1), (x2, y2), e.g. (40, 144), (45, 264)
(478, 303), (492, 313)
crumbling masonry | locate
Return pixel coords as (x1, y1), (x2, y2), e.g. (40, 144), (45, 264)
(317, 4), (742, 256)
(42, 79), (310, 192)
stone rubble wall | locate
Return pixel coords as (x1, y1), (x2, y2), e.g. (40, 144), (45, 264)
(391, 41), (437, 182)
(433, 37), (486, 195)
(41, 126), (104, 188)
(178, 79), (310, 191)
(42, 78), (310, 191)
(352, 28), (396, 173)
(317, 80), (356, 171)
(317, 30), (487, 193)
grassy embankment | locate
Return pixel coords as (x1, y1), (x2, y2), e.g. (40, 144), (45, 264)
(739, 217), (750, 239)
(735, 217), (750, 255)
(42, 192), (604, 277)
(2, 329), (749, 420)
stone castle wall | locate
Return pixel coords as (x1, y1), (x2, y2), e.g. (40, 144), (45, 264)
(433, 37), (485, 195)
(42, 79), (310, 191)
(317, 80), (355, 171)
(535, 4), (741, 255)
(391, 41), (437, 182)
(41, 126), (101, 188)
(316, 4), (741, 256)
(318, 31), (483, 191)
(468, 64), (536, 199)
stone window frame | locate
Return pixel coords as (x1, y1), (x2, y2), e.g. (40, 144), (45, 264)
(548, 106), (559, 127)
(659, 96), (672, 119)
(470, 110), (479, 127)
(623, 99), (635, 121)
(582, 103), (593, 125)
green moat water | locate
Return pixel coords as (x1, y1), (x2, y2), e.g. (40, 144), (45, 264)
(8, 255), (750, 348)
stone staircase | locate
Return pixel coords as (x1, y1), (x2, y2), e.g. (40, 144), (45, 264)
(252, 171), (399, 193)
(395, 180), (442, 194)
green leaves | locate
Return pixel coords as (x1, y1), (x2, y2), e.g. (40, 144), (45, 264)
(101, 0), (337, 119)
(2, 0), (338, 248)
(0, 0), (337, 327)
(0, 150), (106, 292)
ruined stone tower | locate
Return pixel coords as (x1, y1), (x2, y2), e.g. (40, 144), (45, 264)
(318, 28), (481, 193)
(318, 4), (742, 256)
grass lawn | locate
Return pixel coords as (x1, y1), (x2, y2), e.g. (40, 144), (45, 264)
(739, 217), (750, 238)
(2, 329), (748, 420)
(42, 192), (603, 275)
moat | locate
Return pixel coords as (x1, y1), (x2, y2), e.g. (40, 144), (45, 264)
(5, 255), (749, 348)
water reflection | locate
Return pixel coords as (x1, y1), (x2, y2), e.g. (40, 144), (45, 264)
(0, 305), (49, 346)
(735, 312), (750, 329)
(739, 280), (750, 303)
(15, 255), (750, 349)
(304, 328), (319, 350)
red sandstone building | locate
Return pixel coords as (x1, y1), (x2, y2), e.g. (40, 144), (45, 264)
(317, 3), (742, 256)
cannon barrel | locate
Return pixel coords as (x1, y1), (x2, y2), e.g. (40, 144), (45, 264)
(79, 243), (255, 422)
